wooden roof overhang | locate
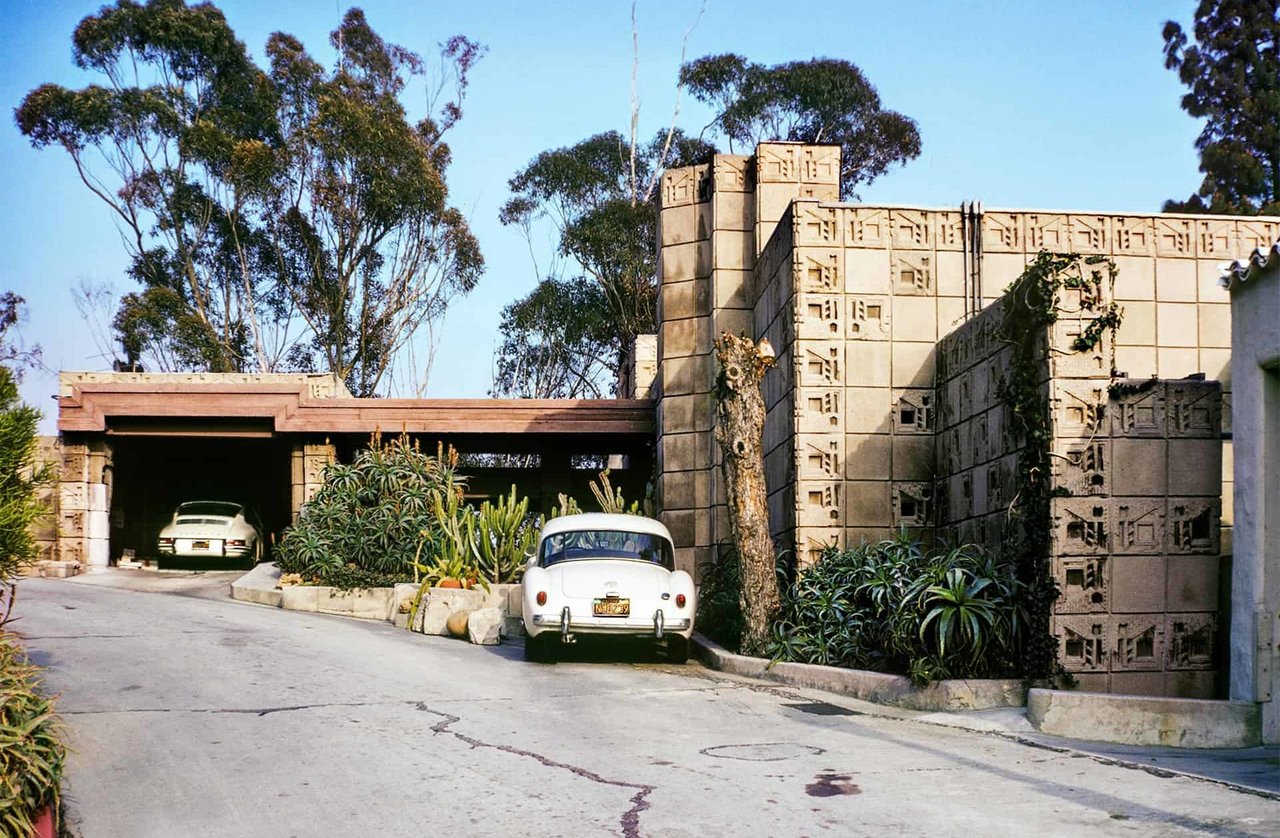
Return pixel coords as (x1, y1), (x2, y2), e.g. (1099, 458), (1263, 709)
(57, 381), (655, 439)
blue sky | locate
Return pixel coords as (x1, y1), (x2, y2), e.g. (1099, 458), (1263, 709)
(1, 0), (1202, 431)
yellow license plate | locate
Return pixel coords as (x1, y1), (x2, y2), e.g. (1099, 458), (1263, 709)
(192, 541), (209, 550)
(593, 598), (630, 617)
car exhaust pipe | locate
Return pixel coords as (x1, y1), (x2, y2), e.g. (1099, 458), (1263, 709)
(561, 606), (575, 643)
(654, 609), (664, 639)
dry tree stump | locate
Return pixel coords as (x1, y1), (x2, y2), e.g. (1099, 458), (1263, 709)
(714, 331), (780, 656)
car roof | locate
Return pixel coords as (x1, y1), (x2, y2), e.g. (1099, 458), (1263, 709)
(539, 513), (672, 541)
(177, 501), (243, 511)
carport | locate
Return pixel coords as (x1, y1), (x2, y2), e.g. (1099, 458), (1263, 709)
(52, 373), (655, 567)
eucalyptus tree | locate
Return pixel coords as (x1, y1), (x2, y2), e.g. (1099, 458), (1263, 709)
(1162, 1), (1280, 215)
(680, 54), (921, 199)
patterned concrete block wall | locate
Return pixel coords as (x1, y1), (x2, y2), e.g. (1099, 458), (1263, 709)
(292, 443), (337, 520)
(31, 437), (62, 564)
(57, 436), (112, 566)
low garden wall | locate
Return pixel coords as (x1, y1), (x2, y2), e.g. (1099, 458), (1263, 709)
(231, 563), (524, 644)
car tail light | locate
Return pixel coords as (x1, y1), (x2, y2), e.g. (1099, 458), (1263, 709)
(676, 593), (686, 608)
(536, 591), (547, 606)
(158, 538), (174, 546)
(227, 540), (246, 548)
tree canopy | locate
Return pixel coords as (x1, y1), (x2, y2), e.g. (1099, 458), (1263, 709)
(681, 53), (921, 199)
(1162, 1), (1280, 215)
(15, 1), (483, 394)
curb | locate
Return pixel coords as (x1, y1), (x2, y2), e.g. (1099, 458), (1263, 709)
(692, 634), (1025, 711)
(1027, 688), (1263, 749)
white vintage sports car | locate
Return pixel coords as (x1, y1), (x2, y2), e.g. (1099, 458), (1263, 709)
(156, 501), (263, 567)
(522, 513), (696, 663)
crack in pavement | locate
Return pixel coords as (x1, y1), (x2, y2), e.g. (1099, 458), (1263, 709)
(60, 700), (405, 717)
(416, 702), (655, 838)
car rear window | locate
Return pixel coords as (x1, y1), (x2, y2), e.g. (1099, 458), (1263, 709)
(177, 502), (241, 518)
(540, 530), (674, 571)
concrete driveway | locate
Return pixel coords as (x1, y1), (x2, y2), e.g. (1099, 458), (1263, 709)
(13, 577), (1280, 838)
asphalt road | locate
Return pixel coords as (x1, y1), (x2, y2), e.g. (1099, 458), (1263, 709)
(13, 577), (1280, 838)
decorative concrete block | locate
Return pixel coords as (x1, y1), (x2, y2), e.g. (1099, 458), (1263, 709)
(797, 293), (845, 339)
(795, 203), (841, 246)
(1196, 303), (1231, 348)
(1165, 556), (1220, 612)
(1165, 380), (1221, 437)
(889, 208), (933, 251)
(1053, 555), (1108, 614)
(797, 481), (842, 528)
(1165, 612), (1217, 670)
(1166, 438), (1222, 497)
(1109, 615), (1164, 672)
(1166, 497), (1221, 555)
(1157, 302), (1199, 347)
(1053, 615), (1108, 672)
(845, 481), (892, 527)
(891, 436), (932, 481)
(1155, 258), (1197, 301)
(1051, 439), (1108, 496)
(844, 434), (891, 480)
(1109, 382), (1164, 438)
(797, 436), (843, 481)
(1111, 497), (1165, 556)
(799, 342), (844, 387)
(1157, 347), (1200, 380)
(843, 247), (890, 294)
(848, 295), (891, 340)
(891, 482), (932, 527)
(1051, 498), (1109, 555)
(891, 252), (933, 295)
(890, 342), (935, 388)
(1109, 672), (1166, 698)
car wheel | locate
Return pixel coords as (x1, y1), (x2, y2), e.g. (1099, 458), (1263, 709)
(666, 635), (690, 664)
(244, 540), (262, 571)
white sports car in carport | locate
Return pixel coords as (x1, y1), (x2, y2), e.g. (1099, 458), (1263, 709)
(157, 501), (263, 567)
(522, 513), (696, 663)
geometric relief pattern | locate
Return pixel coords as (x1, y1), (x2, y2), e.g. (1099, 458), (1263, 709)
(890, 209), (932, 250)
(1026, 213), (1070, 251)
(1156, 217), (1194, 257)
(982, 212), (1022, 252)
(1112, 216), (1154, 255)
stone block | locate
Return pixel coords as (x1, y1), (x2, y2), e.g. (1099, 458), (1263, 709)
(1196, 259), (1228, 302)
(1196, 303), (1230, 348)
(281, 586), (320, 613)
(1155, 258), (1197, 301)
(845, 434), (891, 480)
(846, 387), (893, 434)
(845, 480), (892, 527)
(662, 509), (696, 544)
(891, 436), (932, 481)
(1156, 302), (1198, 348)
(797, 436), (843, 481)
(660, 354), (710, 397)
(894, 389), (934, 435)
(317, 587), (354, 616)
(1166, 497), (1220, 555)
(1051, 498), (1109, 555)
(392, 583), (419, 629)
(1053, 615), (1108, 672)
(843, 247), (890, 294)
(983, 253), (1030, 290)
(352, 587), (393, 621)
(415, 601), (452, 636)
(1198, 348), (1231, 384)
(660, 432), (710, 474)
(1166, 380), (1221, 437)
(795, 203), (842, 246)
(891, 342), (935, 388)
(1110, 439), (1167, 496)
(892, 295), (937, 342)
(844, 341), (890, 387)
(660, 241), (710, 282)
(1111, 497), (1165, 555)
(467, 607), (504, 645)
(712, 269), (752, 309)
(1165, 612), (1217, 670)
(1112, 256), (1155, 300)
(1164, 670), (1216, 700)
(660, 317), (709, 359)
(799, 528), (842, 566)
(87, 538), (109, 567)
(756, 182), (800, 227)
(1053, 555), (1108, 614)
(713, 229), (753, 269)
(660, 279), (710, 321)
(1115, 300), (1155, 347)
(59, 482), (89, 512)
(1166, 438), (1222, 497)
(798, 342), (844, 387)
(1109, 556), (1166, 613)
(1165, 555), (1219, 612)
(660, 393), (712, 435)
(889, 208), (933, 250)
(661, 470), (709, 510)
(937, 297), (966, 336)
(87, 510), (109, 540)
(1109, 672), (1166, 697)
(1157, 347), (1200, 379)
(661, 204), (698, 246)
(797, 481), (842, 528)
(1113, 348), (1157, 380)
(934, 251), (966, 298)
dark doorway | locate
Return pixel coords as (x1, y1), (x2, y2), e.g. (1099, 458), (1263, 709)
(110, 436), (293, 568)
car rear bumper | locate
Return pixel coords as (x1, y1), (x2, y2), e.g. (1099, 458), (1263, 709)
(526, 612), (692, 638)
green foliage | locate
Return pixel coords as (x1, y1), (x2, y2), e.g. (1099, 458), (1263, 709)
(588, 469), (651, 516)
(767, 535), (1027, 685)
(695, 547), (745, 651)
(680, 54), (921, 199)
(490, 276), (615, 398)
(1162, 2), (1280, 214)
(475, 486), (537, 586)
(0, 633), (65, 835)
(995, 252), (1120, 678)
(0, 367), (47, 584)
(276, 434), (460, 588)
(499, 129), (714, 378)
(16, 2), (484, 391)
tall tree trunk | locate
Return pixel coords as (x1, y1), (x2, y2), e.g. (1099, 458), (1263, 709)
(713, 332), (779, 656)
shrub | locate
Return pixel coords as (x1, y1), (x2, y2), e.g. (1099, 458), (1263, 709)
(277, 434), (461, 588)
(0, 633), (64, 835)
(695, 547), (745, 651)
(767, 533), (1027, 685)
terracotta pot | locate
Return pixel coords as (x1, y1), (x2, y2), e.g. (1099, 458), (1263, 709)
(32, 805), (55, 838)
(437, 578), (463, 589)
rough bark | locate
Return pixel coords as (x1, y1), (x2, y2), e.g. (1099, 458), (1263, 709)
(713, 332), (779, 656)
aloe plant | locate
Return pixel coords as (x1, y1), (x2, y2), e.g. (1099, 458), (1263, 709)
(0, 634), (64, 836)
